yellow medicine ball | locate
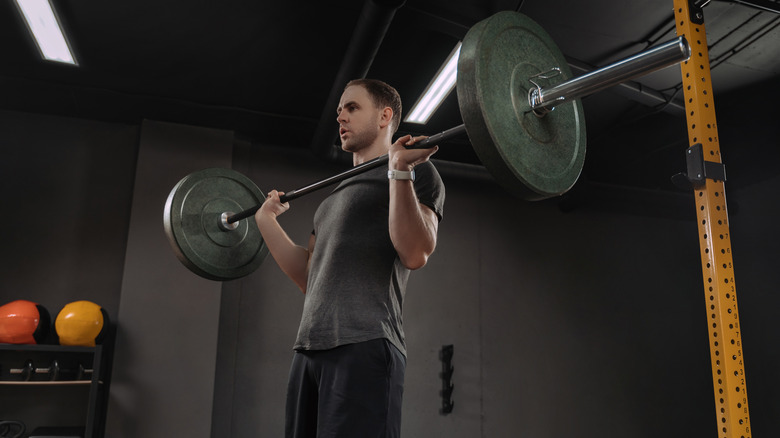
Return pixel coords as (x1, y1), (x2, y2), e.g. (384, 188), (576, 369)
(55, 301), (108, 347)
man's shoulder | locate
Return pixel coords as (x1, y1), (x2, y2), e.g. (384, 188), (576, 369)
(415, 160), (443, 182)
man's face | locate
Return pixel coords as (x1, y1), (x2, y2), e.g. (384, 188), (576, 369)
(336, 85), (382, 153)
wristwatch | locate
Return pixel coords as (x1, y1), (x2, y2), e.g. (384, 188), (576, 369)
(387, 169), (415, 181)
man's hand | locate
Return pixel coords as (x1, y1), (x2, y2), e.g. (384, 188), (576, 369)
(388, 135), (439, 171)
(256, 190), (290, 221)
(254, 189), (311, 292)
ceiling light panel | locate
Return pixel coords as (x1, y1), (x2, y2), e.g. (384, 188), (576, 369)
(405, 42), (461, 124)
(15, 0), (77, 65)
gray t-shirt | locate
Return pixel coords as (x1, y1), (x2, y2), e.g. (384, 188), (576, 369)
(293, 161), (445, 357)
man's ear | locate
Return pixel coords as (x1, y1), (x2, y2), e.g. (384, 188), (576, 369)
(379, 106), (393, 128)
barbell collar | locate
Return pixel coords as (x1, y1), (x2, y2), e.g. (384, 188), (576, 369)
(529, 36), (691, 114)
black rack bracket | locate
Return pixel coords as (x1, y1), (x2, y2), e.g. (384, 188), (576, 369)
(672, 143), (726, 189)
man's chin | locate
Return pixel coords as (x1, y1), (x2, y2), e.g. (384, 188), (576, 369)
(341, 141), (358, 153)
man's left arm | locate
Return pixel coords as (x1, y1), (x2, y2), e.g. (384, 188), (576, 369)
(387, 135), (440, 270)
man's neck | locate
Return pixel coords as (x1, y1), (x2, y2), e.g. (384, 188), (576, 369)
(352, 138), (391, 166)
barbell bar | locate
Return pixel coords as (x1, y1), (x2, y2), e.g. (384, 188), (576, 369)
(222, 124), (469, 226)
(164, 11), (691, 281)
(222, 34), (688, 226)
(529, 36), (690, 115)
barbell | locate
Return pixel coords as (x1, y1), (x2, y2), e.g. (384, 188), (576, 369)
(163, 11), (691, 281)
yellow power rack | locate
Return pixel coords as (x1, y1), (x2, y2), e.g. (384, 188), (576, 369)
(674, 1), (752, 437)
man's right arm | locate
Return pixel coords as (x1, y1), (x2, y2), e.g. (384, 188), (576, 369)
(254, 190), (313, 293)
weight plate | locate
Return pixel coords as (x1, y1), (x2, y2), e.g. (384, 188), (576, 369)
(457, 11), (586, 200)
(163, 168), (268, 281)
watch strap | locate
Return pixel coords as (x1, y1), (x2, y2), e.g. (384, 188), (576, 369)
(387, 169), (415, 181)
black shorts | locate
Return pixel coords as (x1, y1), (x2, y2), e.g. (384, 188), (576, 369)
(285, 338), (406, 438)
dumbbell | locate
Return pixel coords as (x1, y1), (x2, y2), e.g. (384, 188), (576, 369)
(9, 360), (92, 381)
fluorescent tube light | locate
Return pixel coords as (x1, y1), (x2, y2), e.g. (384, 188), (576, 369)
(404, 42), (461, 124)
(15, 0), (77, 65)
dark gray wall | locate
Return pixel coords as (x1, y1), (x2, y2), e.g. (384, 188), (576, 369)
(0, 110), (137, 318)
(0, 110), (137, 433)
(212, 142), (778, 437)
(1, 108), (777, 437)
(724, 174), (780, 436)
(105, 120), (234, 436)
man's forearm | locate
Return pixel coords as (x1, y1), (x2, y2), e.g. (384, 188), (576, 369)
(388, 179), (438, 270)
(255, 215), (310, 292)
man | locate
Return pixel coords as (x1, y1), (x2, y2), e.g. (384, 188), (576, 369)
(255, 78), (445, 438)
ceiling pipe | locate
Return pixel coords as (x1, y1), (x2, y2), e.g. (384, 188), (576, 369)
(310, 0), (406, 161)
(718, 0), (780, 14)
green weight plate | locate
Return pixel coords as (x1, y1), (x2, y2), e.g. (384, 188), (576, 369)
(163, 168), (268, 281)
(457, 11), (586, 200)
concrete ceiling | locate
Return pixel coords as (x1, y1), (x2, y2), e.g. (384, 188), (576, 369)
(1, 0), (778, 195)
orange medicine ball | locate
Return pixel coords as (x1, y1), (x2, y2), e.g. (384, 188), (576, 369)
(55, 301), (108, 347)
(0, 300), (51, 344)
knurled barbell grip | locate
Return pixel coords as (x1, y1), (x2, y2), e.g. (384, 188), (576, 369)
(404, 124), (467, 149)
(224, 124), (467, 224)
(222, 154), (390, 224)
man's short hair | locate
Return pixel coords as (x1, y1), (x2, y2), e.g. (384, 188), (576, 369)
(346, 79), (402, 133)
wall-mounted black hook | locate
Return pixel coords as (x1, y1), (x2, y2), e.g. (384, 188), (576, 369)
(439, 344), (454, 414)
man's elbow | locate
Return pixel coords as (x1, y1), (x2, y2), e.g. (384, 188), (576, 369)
(401, 250), (433, 270)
